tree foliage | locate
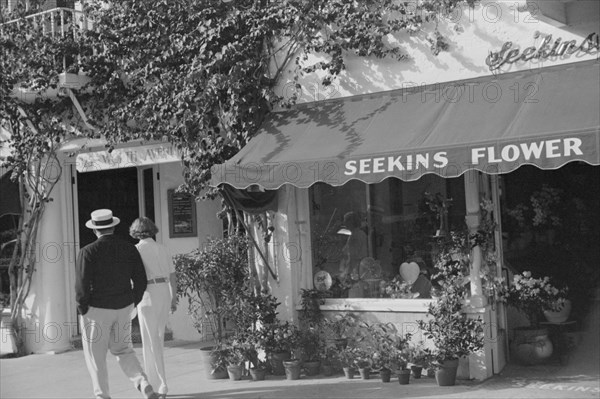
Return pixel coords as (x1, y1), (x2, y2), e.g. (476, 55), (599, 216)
(3, 0), (471, 198)
(1, 0), (471, 352)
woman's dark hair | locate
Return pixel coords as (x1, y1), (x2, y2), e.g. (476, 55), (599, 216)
(129, 217), (159, 239)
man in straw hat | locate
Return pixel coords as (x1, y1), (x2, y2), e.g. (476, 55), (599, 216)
(76, 209), (158, 399)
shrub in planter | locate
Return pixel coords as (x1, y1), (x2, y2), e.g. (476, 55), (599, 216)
(298, 326), (324, 375)
(175, 235), (249, 344)
(417, 251), (484, 386)
(254, 321), (301, 375)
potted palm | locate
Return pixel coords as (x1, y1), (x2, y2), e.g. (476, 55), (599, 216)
(418, 254), (484, 386)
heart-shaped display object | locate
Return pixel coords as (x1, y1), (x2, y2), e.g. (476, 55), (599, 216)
(399, 262), (420, 285)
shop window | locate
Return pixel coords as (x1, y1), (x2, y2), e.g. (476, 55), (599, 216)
(309, 176), (466, 299)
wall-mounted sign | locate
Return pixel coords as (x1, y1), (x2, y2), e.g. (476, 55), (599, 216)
(167, 189), (197, 238)
(486, 32), (599, 71)
(77, 143), (181, 172)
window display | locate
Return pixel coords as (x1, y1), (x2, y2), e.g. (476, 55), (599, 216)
(309, 176), (466, 299)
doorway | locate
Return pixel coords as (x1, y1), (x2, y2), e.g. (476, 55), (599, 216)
(77, 167), (140, 247)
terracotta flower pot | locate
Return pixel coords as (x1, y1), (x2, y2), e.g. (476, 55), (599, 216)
(200, 346), (227, 380)
(435, 359), (459, 386)
(358, 367), (371, 380)
(303, 360), (321, 376)
(249, 367), (266, 381)
(397, 369), (411, 385)
(410, 365), (423, 379)
(227, 364), (244, 381)
(543, 299), (572, 323)
(283, 360), (302, 380)
(269, 351), (291, 376)
(380, 368), (392, 383)
(321, 363), (334, 376)
(343, 366), (356, 379)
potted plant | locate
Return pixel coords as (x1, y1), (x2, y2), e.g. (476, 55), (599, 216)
(256, 321), (301, 376)
(499, 270), (568, 365)
(354, 347), (373, 380)
(298, 326), (324, 376)
(223, 339), (246, 381)
(405, 341), (432, 379)
(323, 312), (359, 349)
(299, 288), (330, 327)
(358, 321), (411, 383)
(338, 346), (360, 379)
(418, 255), (485, 386)
(175, 235), (250, 378)
(204, 345), (230, 380)
(234, 330), (267, 380)
(319, 346), (338, 376)
(395, 361), (411, 385)
(248, 360), (268, 381)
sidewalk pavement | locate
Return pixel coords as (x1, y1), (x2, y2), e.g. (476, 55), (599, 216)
(2, 293), (598, 399)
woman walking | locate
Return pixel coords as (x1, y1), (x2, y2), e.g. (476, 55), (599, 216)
(130, 217), (177, 399)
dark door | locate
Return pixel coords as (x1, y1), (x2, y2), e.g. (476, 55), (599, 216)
(77, 167), (139, 247)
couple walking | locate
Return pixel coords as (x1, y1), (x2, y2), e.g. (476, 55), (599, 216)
(75, 209), (177, 399)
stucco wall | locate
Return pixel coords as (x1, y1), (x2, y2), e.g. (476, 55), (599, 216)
(275, 0), (599, 104)
(157, 162), (223, 341)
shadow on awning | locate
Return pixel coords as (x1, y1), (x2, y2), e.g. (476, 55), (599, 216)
(212, 60), (600, 189)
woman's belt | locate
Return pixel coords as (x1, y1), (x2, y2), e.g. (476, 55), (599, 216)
(147, 277), (168, 284)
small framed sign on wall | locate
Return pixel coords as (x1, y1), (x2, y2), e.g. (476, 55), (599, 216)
(167, 189), (197, 238)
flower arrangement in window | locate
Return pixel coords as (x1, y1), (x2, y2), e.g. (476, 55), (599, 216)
(384, 276), (419, 299)
(330, 272), (362, 297)
(423, 191), (453, 236)
(499, 271), (568, 327)
(530, 184), (563, 228)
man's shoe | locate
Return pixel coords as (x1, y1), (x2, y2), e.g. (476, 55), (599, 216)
(143, 385), (159, 399)
(138, 382), (159, 399)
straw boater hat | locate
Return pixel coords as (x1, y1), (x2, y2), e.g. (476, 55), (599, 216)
(85, 209), (120, 229)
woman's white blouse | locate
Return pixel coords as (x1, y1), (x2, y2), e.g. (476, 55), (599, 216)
(135, 238), (174, 279)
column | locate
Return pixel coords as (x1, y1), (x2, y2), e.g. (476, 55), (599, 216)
(464, 170), (485, 307)
(24, 160), (72, 353)
(463, 170), (493, 380)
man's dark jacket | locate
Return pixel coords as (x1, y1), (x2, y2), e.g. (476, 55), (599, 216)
(75, 234), (147, 315)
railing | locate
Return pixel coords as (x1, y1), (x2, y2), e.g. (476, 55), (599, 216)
(2, 7), (91, 74)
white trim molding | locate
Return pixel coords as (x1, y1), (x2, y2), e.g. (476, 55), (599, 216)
(317, 298), (434, 313)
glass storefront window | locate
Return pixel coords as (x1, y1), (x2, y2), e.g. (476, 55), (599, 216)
(309, 176), (466, 299)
